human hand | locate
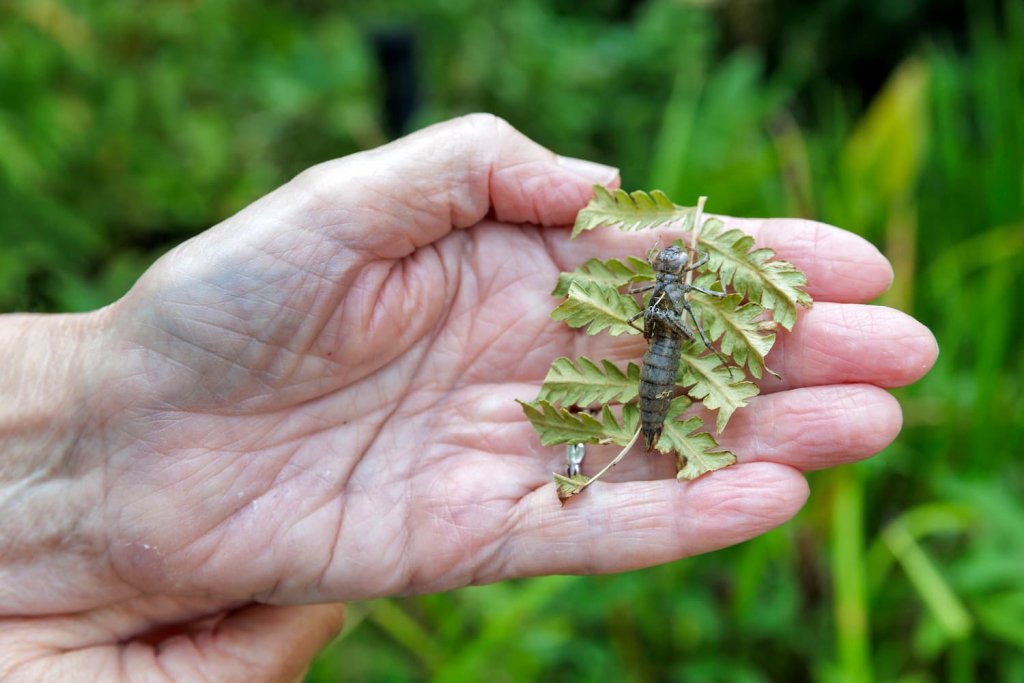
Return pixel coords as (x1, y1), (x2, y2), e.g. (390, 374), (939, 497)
(0, 114), (937, 681)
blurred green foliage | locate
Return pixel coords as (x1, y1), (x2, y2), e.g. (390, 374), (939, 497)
(2, 0), (1023, 681)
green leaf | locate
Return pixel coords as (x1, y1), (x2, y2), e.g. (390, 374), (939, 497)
(551, 280), (642, 337)
(538, 356), (641, 406)
(690, 292), (777, 379)
(523, 187), (811, 497)
(552, 411), (644, 504)
(616, 402), (641, 440)
(677, 343), (760, 432)
(553, 473), (591, 503)
(572, 185), (696, 238)
(552, 256), (653, 297)
(517, 400), (637, 447)
(653, 398), (737, 479)
(699, 217), (813, 330)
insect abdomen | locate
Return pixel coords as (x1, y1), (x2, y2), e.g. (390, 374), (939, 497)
(639, 332), (682, 451)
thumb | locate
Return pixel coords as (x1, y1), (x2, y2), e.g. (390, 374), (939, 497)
(178, 603), (346, 683)
(289, 113), (620, 256)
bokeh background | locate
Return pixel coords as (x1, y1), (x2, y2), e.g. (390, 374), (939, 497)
(2, 0), (1022, 680)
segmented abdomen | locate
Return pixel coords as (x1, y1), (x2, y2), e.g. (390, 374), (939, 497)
(639, 331), (682, 451)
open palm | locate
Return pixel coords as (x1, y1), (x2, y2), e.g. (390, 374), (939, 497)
(2, 115), (937, 682)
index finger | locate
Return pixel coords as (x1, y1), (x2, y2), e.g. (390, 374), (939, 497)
(545, 216), (893, 305)
(722, 216), (893, 304)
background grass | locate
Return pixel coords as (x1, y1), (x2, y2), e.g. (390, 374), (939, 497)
(2, 0), (1022, 680)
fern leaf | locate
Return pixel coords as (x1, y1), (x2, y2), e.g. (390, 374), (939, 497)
(675, 438), (737, 479)
(517, 400), (637, 446)
(572, 185), (696, 238)
(615, 402), (641, 441)
(690, 293), (777, 379)
(552, 405), (643, 503)
(554, 473), (591, 501)
(551, 280), (642, 337)
(552, 256), (653, 297)
(522, 187), (813, 499)
(655, 399), (737, 479)
(699, 218), (813, 330)
(677, 343), (759, 433)
(538, 356), (640, 406)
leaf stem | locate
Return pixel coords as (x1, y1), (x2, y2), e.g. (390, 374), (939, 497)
(586, 427), (643, 483)
(686, 195), (707, 288)
(555, 426), (642, 503)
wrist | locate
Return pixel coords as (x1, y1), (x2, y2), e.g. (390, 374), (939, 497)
(0, 310), (117, 614)
(0, 312), (100, 472)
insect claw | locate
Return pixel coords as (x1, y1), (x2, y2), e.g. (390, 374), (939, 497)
(717, 352), (737, 378)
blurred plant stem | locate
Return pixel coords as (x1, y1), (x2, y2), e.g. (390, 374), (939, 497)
(367, 599), (445, 672)
(880, 519), (973, 642)
(831, 466), (872, 683)
(769, 111), (816, 219)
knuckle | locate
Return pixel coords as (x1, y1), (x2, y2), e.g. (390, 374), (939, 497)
(454, 112), (513, 136)
(446, 113), (522, 156)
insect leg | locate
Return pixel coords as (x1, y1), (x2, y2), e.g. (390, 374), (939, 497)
(625, 310), (647, 335)
(628, 283), (656, 295)
(627, 286), (666, 336)
(682, 299), (717, 349)
(665, 285), (735, 375)
(688, 284), (727, 298)
(684, 251), (710, 271)
(681, 251), (726, 298)
(649, 308), (696, 341)
(645, 239), (662, 263)
(682, 299), (735, 375)
(665, 285), (711, 345)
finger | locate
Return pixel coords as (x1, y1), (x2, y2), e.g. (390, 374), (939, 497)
(716, 216), (894, 303)
(584, 301), (938, 395)
(489, 462), (807, 579)
(570, 383), (903, 483)
(155, 603), (345, 682)
(291, 113), (620, 258)
(546, 215), (893, 304)
(723, 383), (902, 469)
(758, 302), (939, 392)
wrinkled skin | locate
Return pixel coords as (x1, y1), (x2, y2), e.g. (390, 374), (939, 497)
(0, 115), (938, 681)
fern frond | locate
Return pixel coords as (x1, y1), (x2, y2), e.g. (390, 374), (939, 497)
(538, 356), (640, 406)
(552, 256), (653, 297)
(606, 403), (638, 446)
(689, 293), (777, 379)
(522, 187), (814, 500)
(655, 399), (737, 479)
(517, 400), (638, 446)
(554, 473), (591, 501)
(551, 280), (642, 337)
(572, 185), (696, 238)
(552, 406), (643, 503)
(677, 343), (759, 433)
(675, 439), (737, 479)
(699, 218), (813, 330)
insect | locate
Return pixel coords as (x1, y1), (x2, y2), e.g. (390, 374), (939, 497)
(627, 245), (730, 450)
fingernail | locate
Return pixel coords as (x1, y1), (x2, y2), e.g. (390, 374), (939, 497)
(556, 155), (620, 185)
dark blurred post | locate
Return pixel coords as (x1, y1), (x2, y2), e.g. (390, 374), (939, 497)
(371, 28), (419, 139)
